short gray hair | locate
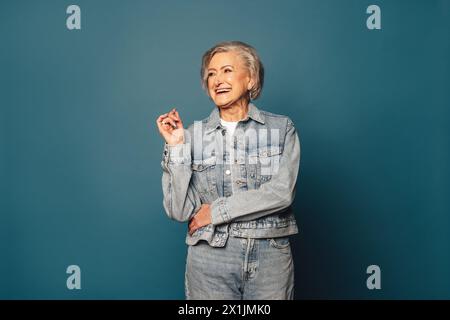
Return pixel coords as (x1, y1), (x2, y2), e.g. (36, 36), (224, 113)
(200, 41), (264, 100)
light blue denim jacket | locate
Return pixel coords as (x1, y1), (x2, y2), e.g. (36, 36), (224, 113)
(161, 103), (300, 247)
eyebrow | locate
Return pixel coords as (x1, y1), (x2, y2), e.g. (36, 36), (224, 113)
(207, 65), (234, 71)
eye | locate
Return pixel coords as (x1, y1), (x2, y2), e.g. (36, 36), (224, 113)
(224, 68), (232, 73)
(208, 72), (215, 77)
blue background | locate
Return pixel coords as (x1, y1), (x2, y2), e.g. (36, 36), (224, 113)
(1, 0), (449, 299)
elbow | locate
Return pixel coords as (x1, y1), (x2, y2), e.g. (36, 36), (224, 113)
(276, 186), (296, 211)
(163, 200), (191, 223)
(280, 194), (294, 211)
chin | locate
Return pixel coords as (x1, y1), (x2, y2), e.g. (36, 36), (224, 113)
(213, 97), (232, 108)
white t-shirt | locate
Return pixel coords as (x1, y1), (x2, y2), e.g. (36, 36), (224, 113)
(220, 118), (239, 193)
(220, 118), (239, 137)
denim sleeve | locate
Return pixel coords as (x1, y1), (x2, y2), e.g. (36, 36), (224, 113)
(161, 140), (202, 222)
(210, 120), (301, 225)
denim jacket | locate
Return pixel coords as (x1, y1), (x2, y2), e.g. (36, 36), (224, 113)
(161, 103), (300, 247)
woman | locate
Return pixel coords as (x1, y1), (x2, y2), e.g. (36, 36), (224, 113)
(156, 41), (300, 300)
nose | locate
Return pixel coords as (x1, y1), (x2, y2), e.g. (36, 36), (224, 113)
(214, 72), (224, 87)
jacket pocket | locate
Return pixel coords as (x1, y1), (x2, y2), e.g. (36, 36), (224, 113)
(257, 146), (282, 185)
(191, 156), (217, 197)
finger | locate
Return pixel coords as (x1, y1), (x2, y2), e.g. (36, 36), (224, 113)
(170, 109), (179, 120)
(156, 120), (165, 131)
(190, 226), (198, 236)
(173, 110), (183, 126)
(189, 224), (195, 236)
(163, 118), (177, 128)
(166, 114), (179, 124)
(157, 113), (169, 122)
(158, 115), (177, 128)
(156, 114), (169, 127)
(157, 109), (176, 123)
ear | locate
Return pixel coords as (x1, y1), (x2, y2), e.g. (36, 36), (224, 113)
(247, 77), (255, 91)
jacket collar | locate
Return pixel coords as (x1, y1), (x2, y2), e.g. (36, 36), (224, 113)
(205, 102), (265, 133)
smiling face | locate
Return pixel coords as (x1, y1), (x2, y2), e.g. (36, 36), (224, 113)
(206, 51), (255, 109)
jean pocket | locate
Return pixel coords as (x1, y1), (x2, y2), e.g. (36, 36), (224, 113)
(268, 237), (290, 250)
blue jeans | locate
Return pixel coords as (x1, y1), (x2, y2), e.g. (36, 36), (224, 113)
(185, 236), (294, 300)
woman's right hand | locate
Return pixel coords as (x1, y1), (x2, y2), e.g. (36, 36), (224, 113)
(156, 108), (185, 145)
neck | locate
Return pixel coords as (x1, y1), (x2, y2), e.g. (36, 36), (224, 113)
(218, 99), (249, 122)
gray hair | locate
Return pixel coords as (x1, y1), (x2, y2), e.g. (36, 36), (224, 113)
(200, 41), (264, 100)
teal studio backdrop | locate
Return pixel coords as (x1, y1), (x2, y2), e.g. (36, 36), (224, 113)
(1, 0), (449, 299)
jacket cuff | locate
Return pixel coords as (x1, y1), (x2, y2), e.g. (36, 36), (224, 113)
(163, 143), (191, 165)
(210, 197), (230, 225)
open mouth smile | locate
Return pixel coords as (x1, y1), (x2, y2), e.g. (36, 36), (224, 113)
(215, 88), (231, 95)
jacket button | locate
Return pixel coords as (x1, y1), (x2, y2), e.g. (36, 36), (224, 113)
(222, 130), (226, 136)
(225, 169), (231, 175)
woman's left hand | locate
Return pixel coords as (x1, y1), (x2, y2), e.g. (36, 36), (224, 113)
(188, 204), (212, 235)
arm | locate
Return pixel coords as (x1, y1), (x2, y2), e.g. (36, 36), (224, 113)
(161, 140), (202, 223)
(210, 119), (301, 225)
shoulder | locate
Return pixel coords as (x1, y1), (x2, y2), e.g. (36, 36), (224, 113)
(186, 113), (210, 129)
(184, 115), (211, 140)
(259, 108), (295, 129)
